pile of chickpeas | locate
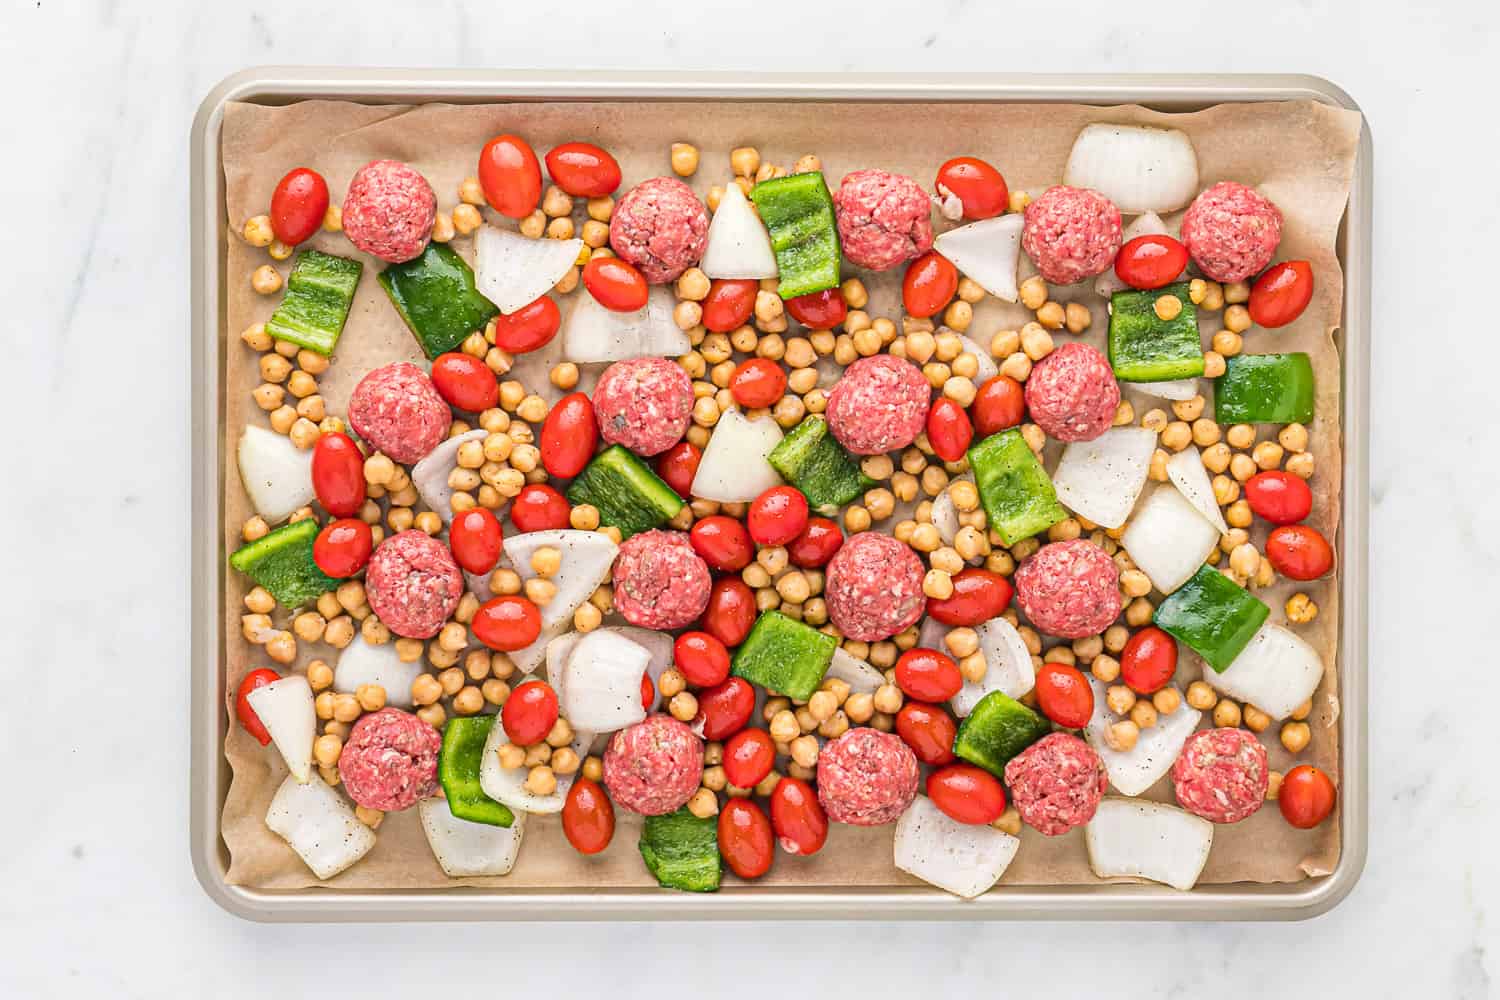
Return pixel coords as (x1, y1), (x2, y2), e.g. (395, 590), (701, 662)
(239, 326), (343, 450)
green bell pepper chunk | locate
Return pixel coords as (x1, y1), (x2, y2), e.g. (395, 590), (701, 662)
(566, 445), (684, 540)
(1152, 564), (1270, 672)
(1108, 282), (1205, 382)
(228, 517), (340, 608)
(731, 610), (837, 701)
(750, 172), (841, 299)
(766, 416), (872, 515)
(1213, 353), (1315, 425)
(438, 716), (515, 827)
(639, 808), (720, 892)
(265, 250), (363, 356)
(377, 243), (499, 359)
(967, 429), (1067, 546)
(953, 690), (1051, 777)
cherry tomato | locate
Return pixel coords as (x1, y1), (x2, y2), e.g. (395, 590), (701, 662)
(540, 392), (598, 478)
(787, 517), (843, 568)
(701, 577), (756, 647)
(269, 167), (329, 245)
(701, 279), (758, 333)
(1266, 524), (1334, 581)
(718, 798), (774, 879)
(689, 516), (754, 572)
(312, 518), (373, 578)
(474, 595), (543, 652)
(478, 133), (542, 219)
(895, 701), (957, 766)
(583, 256), (649, 312)
(1244, 470), (1314, 526)
(449, 508), (504, 575)
(673, 631), (731, 687)
(902, 251), (959, 318)
(1249, 261), (1315, 329)
(894, 648), (963, 702)
(501, 678), (558, 744)
(722, 728), (776, 789)
(1034, 662), (1095, 728)
(971, 375), (1026, 436)
(1120, 626), (1178, 695)
(925, 397), (974, 463)
(926, 763), (1007, 825)
(430, 352), (500, 412)
(543, 141), (622, 198)
(491, 295), (562, 354)
(784, 288), (847, 329)
(925, 568), (1013, 627)
(509, 484), (571, 533)
(654, 441), (701, 500)
(695, 676), (755, 740)
(934, 156), (1009, 220)
(1278, 764), (1337, 829)
(1113, 234), (1190, 290)
(234, 668), (282, 746)
(310, 431), (366, 518)
(729, 358), (788, 409)
(769, 776), (828, 856)
(747, 485), (809, 547)
(562, 777), (615, 855)
(640, 671), (654, 709)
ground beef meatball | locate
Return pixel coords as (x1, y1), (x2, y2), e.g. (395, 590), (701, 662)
(338, 707), (441, 812)
(364, 530), (464, 639)
(1013, 539), (1122, 639)
(1180, 181), (1284, 283)
(1003, 733), (1107, 836)
(825, 355), (932, 455)
(831, 169), (935, 271)
(1021, 185), (1123, 285)
(348, 361), (451, 465)
(608, 177), (710, 284)
(817, 728), (920, 826)
(603, 714), (705, 816)
(824, 532), (926, 641)
(612, 530), (712, 630)
(592, 357), (694, 456)
(1023, 343), (1120, 443)
(341, 159), (436, 264)
(1171, 727), (1269, 824)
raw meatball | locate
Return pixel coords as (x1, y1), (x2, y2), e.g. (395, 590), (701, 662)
(831, 169), (935, 271)
(348, 361), (451, 465)
(1023, 342), (1120, 443)
(824, 532), (926, 641)
(608, 177), (710, 284)
(1021, 185), (1123, 285)
(825, 355), (932, 455)
(338, 707), (441, 812)
(1172, 727), (1269, 824)
(603, 714), (705, 816)
(612, 530), (712, 630)
(1180, 181), (1284, 283)
(365, 530), (464, 639)
(592, 357), (694, 457)
(341, 159), (436, 264)
(1003, 732), (1107, 836)
(1013, 539), (1122, 640)
(816, 728), (920, 826)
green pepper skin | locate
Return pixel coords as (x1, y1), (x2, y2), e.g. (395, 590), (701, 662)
(566, 445), (684, 540)
(750, 172), (841, 300)
(377, 243), (499, 359)
(1108, 282), (1205, 382)
(967, 430), (1067, 546)
(228, 517), (340, 608)
(639, 807), (721, 892)
(438, 716), (515, 827)
(265, 250), (363, 356)
(766, 416), (872, 515)
(952, 690), (1051, 777)
(1213, 353), (1315, 425)
(731, 610), (837, 701)
(1152, 565), (1270, 672)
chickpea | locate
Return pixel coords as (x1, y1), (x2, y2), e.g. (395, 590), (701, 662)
(1280, 721), (1312, 753)
(1211, 329), (1243, 357)
(524, 766), (557, 797)
(1183, 680), (1217, 711)
(1129, 699), (1159, 730)
(1105, 685), (1137, 716)
(1064, 301), (1093, 333)
(1225, 499), (1254, 529)
(1213, 698), (1242, 728)
(1278, 423), (1310, 454)
(1105, 720), (1140, 752)
(1151, 686), (1182, 716)
(729, 146), (760, 178)
(1252, 441), (1285, 471)
(250, 264), (283, 295)
(1020, 324), (1054, 361)
(1153, 294), (1182, 322)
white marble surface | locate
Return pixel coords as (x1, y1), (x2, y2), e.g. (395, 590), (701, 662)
(1, 1), (1496, 996)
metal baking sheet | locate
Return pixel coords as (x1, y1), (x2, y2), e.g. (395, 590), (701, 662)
(190, 69), (1370, 921)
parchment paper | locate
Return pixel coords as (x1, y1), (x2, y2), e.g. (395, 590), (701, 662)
(218, 98), (1360, 892)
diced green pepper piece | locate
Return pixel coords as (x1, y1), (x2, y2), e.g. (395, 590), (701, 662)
(1153, 564), (1270, 672)
(264, 251), (363, 356)
(566, 445), (684, 540)
(766, 416), (872, 515)
(1108, 282), (1205, 382)
(639, 807), (720, 893)
(228, 517), (339, 608)
(953, 691), (1051, 778)
(377, 243), (499, 359)
(750, 172), (841, 299)
(732, 610), (838, 701)
(438, 716), (515, 827)
(1213, 353), (1315, 425)
(967, 430), (1067, 546)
